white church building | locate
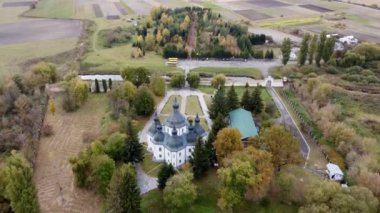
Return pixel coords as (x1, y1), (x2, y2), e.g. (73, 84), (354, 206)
(147, 98), (207, 167)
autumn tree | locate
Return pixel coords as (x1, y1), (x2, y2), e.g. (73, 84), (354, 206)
(32, 61), (57, 84)
(163, 172), (197, 210)
(226, 85), (239, 111)
(209, 87), (227, 119)
(170, 73), (185, 88)
(186, 73), (200, 88)
(4, 151), (39, 213)
(308, 34), (318, 64)
(49, 98), (56, 115)
(250, 86), (263, 114)
(281, 38), (291, 65)
(214, 128), (243, 162)
(218, 146), (274, 211)
(211, 74), (225, 89)
(316, 31), (327, 66)
(120, 67), (150, 87)
(190, 138), (210, 179)
(157, 163), (176, 190)
(145, 33), (156, 51)
(253, 125), (303, 170)
(149, 74), (166, 96)
(299, 181), (378, 213)
(134, 85), (155, 116)
(298, 34), (310, 66)
(92, 154), (116, 195)
(106, 163), (141, 213)
(122, 80), (137, 102)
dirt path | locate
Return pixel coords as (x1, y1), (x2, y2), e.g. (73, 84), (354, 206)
(34, 95), (107, 213)
(186, 20), (197, 56)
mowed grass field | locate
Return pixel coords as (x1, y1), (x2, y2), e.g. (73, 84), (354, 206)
(81, 44), (181, 74)
(25, 0), (75, 18)
(257, 17), (321, 28)
(191, 67), (262, 79)
(0, 38), (78, 79)
(185, 96), (204, 116)
(161, 95), (182, 114)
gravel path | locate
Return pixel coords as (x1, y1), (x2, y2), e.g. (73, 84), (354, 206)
(136, 164), (158, 194)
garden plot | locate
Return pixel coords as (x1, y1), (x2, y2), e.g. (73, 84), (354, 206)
(0, 19), (82, 45)
(114, 2), (127, 15)
(121, 0), (152, 15)
(299, 4), (333, 13)
(235, 9), (272, 21)
(247, 0), (289, 8)
(92, 4), (103, 17)
(2, 1), (34, 7)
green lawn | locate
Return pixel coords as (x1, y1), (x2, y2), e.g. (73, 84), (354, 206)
(203, 95), (212, 109)
(198, 86), (280, 118)
(141, 169), (298, 213)
(81, 44), (181, 74)
(0, 38), (78, 79)
(26, 0), (75, 18)
(141, 146), (163, 177)
(185, 96), (204, 116)
(257, 17), (321, 27)
(191, 67), (262, 79)
(161, 95), (182, 114)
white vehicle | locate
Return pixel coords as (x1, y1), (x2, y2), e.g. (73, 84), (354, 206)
(326, 163), (344, 181)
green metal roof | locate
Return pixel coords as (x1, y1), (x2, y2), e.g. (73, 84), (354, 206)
(229, 108), (258, 139)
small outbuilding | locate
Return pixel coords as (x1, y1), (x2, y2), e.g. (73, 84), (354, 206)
(326, 163), (344, 181)
(228, 108), (259, 141)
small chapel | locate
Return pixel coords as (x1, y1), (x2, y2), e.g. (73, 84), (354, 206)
(147, 98), (207, 167)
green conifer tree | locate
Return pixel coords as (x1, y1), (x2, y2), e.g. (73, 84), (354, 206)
(157, 163), (175, 190)
(95, 79), (100, 93)
(240, 88), (251, 110)
(316, 31), (327, 67)
(209, 88), (227, 119)
(124, 119), (144, 163)
(102, 79), (108, 93)
(251, 86), (263, 114)
(308, 34), (318, 64)
(190, 138), (210, 179)
(226, 85), (239, 111)
(281, 38), (291, 65)
(298, 34), (310, 66)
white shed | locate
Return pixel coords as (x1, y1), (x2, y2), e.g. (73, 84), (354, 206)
(326, 163), (344, 181)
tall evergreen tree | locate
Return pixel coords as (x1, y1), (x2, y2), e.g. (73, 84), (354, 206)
(95, 79), (100, 93)
(298, 34), (310, 66)
(124, 119), (144, 163)
(106, 163), (141, 213)
(4, 151), (39, 213)
(308, 34), (318, 64)
(209, 87), (227, 119)
(206, 113), (227, 165)
(157, 163), (175, 190)
(190, 138), (210, 179)
(281, 38), (291, 65)
(240, 88), (251, 110)
(108, 78), (113, 90)
(102, 79), (108, 93)
(316, 31), (327, 67)
(250, 86), (263, 114)
(226, 85), (239, 111)
(322, 37), (336, 63)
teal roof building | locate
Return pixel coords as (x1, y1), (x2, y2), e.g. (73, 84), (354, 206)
(228, 108), (259, 140)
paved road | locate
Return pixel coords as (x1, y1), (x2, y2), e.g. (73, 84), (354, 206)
(0, 19), (82, 45)
(178, 59), (282, 77)
(267, 87), (310, 160)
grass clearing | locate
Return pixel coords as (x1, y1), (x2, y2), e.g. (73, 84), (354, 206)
(191, 67), (262, 79)
(25, 0), (75, 18)
(81, 44), (181, 74)
(142, 146), (163, 177)
(161, 95), (182, 114)
(141, 169), (298, 212)
(257, 17), (321, 27)
(0, 38), (78, 79)
(185, 95), (204, 116)
(34, 94), (107, 212)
